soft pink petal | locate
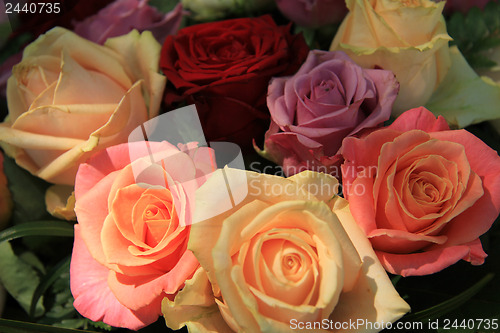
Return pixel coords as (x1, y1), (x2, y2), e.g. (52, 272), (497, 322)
(107, 250), (199, 310)
(431, 130), (500, 245)
(389, 107), (450, 132)
(376, 240), (484, 276)
(70, 226), (161, 330)
(75, 172), (118, 265)
(368, 228), (447, 253)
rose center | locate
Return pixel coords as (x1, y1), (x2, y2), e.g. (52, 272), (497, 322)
(411, 178), (439, 202)
(282, 253), (302, 277)
(142, 203), (172, 247)
(213, 39), (249, 61)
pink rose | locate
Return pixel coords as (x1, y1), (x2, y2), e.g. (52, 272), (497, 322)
(70, 141), (215, 329)
(340, 107), (500, 276)
(257, 50), (398, 177)
(73, 0), (184, 44)
(276, 0), (348, 27)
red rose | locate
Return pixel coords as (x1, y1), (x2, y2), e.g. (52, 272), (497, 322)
(160, 15), (309, 149)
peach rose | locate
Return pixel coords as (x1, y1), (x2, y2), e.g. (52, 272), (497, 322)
(162, 170), (410, 332)
(70, 141), (215, 329)
(340, 107), (500, 276)
(0, 27), (165, 185)
(330, 0), (451, 115)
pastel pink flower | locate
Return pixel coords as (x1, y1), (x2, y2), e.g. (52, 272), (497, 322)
(340, 107), (500, 276)
(258, 50), (398, 177)
(73, 0), (184, 44)
(70, 141), (215, 329)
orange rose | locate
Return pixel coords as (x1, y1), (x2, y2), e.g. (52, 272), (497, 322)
(162, 170), (410, 332)
(0, 27), (165, 185)
(70, 141), (215, 329)
(341, 107), (500, 276)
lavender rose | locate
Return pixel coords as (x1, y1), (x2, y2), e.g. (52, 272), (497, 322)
(276, 0), (347, 27)
(256, 50), (399, 176)
(73, 0), (184, 44)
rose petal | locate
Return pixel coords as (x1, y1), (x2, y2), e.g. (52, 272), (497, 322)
(70, 226), (161, 329)
(376, 239), (485, 276)
(107, 250), (199, 310)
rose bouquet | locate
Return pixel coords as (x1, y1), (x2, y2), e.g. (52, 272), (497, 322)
(0, 1), (500, 333)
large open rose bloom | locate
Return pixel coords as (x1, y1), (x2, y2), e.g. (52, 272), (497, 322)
(257, 50), (398, 177)
(162, 170), (410, 332)
(340, 107), (500, 276)
(0, 28), (165, 185)
(160, 15), (309, 149)
(330, 0), (451, 115)
(70, 141), (215, 329)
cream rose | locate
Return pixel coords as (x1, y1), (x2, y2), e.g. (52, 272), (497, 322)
(330, 0), (451, 115)
(162, 170), (410, 332)
(0, 27), (165, 185)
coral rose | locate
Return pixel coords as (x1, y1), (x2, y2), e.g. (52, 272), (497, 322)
(160, 15), (309, 149)
(162, 170), (410, 332)
(0, 28), (165, 185)
(340, 107), (500, 276)
(257, 50), (398, 177)
(70, 141), (215, 329)
(330, 0), (452, 115)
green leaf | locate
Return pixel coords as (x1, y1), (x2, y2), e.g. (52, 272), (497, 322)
(52, 319), (86, 330)
(148, 0), (179, 13)
(85, 320), (112, 331)
(0, 221), (74, 243)
(294, 26), (316, 49)
(464, 7), (488, 42)
(2, 156), (51, 224)
(0, 33), (31, 64)
(391, 275), (402, 287)
(30, 256), (71, 318)
(426, 46), (500, 127)
(446, 1), (500, 69)
(402, 273), (494, 322)
(0, 319), (97, 333)
(483, 1), (500, 34)
(0, 242), (44, 316)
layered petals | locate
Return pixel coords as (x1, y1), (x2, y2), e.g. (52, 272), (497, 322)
(340, 107), (500, 276)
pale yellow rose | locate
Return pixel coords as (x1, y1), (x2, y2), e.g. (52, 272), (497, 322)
(162, 170), (410, 332)
(330, 0), (452, 115)
(0, 27), (165, 185)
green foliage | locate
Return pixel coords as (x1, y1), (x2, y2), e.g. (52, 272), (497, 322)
(2, 156), (51, 224)
(0, 33), (31, 64)
(148, 0), (179, 13)
(0, 318), (97, 333)
(447, 1), (500, 69)
(0, 242), (44, 316)
(0, 221), (74, 244)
